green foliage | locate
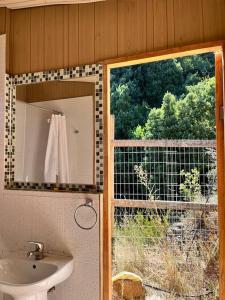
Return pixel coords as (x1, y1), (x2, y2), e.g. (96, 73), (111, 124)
(180, 168), (201, 202)
(135, 77), (215, 140)
(111, 53), (215, 139)
(111, 84), (147, 139)
(115, 211), (169, 247)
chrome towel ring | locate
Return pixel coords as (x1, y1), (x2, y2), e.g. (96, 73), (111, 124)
(74, 199), (97, 230)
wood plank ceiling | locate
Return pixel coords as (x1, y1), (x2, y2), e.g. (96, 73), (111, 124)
(0, 0), (224, 74)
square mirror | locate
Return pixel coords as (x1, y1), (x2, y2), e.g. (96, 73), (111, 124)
(5, 65), (103, 192)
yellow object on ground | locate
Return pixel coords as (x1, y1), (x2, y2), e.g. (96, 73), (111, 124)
(112, 272), (143, 283)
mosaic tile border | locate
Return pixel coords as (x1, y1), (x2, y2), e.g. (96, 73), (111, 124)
(5, 64), (103, 193)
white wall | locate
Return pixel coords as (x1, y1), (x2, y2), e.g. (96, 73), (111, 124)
(15, 100), (26, 181)
(24, 104), (52, 182)
(15, 101), (52, 182)
(0, 35), (101, 300)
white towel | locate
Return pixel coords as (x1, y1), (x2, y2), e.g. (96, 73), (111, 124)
(44, 114), (70, 183)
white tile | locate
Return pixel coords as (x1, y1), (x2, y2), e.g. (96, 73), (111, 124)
(0, 192), (101, 300)
(48, 261), (100, 300)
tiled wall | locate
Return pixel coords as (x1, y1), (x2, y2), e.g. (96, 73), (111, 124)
(0, 191), (101, 300)
(0, 35), (102, 300)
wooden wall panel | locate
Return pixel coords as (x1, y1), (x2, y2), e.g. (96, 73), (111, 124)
(5, 9), (11, 71)
(174, 0), (204, 46)
(44, 7), (55, 70)
(153, 0), (168, 50)
(54, 6), (67, 68)
(68, 5), (79, 67)
(11, 9), (31, 74)
(94, 0), (117, 61)
(44, 6), (66, 70)
(78, 3), (95, 65)
(63, 5), (69, 67)
(202, 0), (225, 41)
(0, 0), (225, 74)
(167, 0), (175, 48)
(30, 7), (44, 72)
(118, 0), (147, 56)
(146, 0), (154, 51)
(0, 8), (6, 34)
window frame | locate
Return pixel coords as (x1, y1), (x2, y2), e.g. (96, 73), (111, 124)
(102, 40), (225, 300)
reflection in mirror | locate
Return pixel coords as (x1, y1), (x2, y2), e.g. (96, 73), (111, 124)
(15, 80), (95, 185)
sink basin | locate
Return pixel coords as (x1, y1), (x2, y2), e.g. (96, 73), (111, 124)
(0, 255), (73, 300)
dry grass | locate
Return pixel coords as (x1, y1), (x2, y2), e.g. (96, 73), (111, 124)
(113, 209), (219, 299)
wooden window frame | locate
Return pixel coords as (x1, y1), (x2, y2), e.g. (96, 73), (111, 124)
(102, 40), (225, 300)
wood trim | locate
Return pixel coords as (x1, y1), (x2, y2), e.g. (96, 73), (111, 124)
(101, 40), (224, 68)
(99, 193), (104, 300)
(113, 199), (217, 212)
(103, 64), (112, 300)
(216, 49), (225, 300)
(112, 139), (216, 148)
(110, 115), (115, 230)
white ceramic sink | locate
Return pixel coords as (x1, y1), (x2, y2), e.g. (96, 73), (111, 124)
(0, 255), (73, 300)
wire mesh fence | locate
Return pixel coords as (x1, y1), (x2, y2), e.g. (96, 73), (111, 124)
(113, 140), (216, 203)
(112, 140), (218, 299)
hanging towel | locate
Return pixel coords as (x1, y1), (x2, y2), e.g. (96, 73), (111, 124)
(44, 114), (70, 183)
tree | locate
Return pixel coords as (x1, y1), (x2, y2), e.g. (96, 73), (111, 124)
(134, 77), (215, 140)
(111, 83), (147, 139)
(111, 53), (215, 139)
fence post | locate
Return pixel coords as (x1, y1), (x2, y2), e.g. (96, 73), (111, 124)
(111, 115), (115, 231)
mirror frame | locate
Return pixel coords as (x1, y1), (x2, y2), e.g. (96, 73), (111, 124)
(5, 64), (103, 193)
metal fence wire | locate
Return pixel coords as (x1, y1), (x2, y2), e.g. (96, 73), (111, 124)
(112, 140), (218, 299)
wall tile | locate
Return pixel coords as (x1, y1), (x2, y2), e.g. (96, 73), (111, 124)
(0, 191), (101, 300)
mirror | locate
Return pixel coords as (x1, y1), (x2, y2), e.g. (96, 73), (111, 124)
(15, 80), (95, 185)
(5, 65), (104, 192)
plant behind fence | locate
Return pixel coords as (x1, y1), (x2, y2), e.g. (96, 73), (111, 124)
(112, 140), (218, 298)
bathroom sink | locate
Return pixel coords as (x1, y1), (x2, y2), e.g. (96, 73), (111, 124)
(0, 255), (73, 300)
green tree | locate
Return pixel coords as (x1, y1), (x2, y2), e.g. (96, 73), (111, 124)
(134, 77), (215, 140)
(111, 53), (215, 139)
(111, 83), (147, 139)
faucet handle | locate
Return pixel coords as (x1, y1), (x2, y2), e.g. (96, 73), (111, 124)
(27, 241), (44, 252)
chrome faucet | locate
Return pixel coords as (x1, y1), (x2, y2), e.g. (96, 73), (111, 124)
(27, 241), (44, 260)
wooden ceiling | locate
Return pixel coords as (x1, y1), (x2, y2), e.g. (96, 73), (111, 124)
(0, 0), (104, 9)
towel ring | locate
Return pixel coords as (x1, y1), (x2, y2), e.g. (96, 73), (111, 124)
(74, 199), (97, 230)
